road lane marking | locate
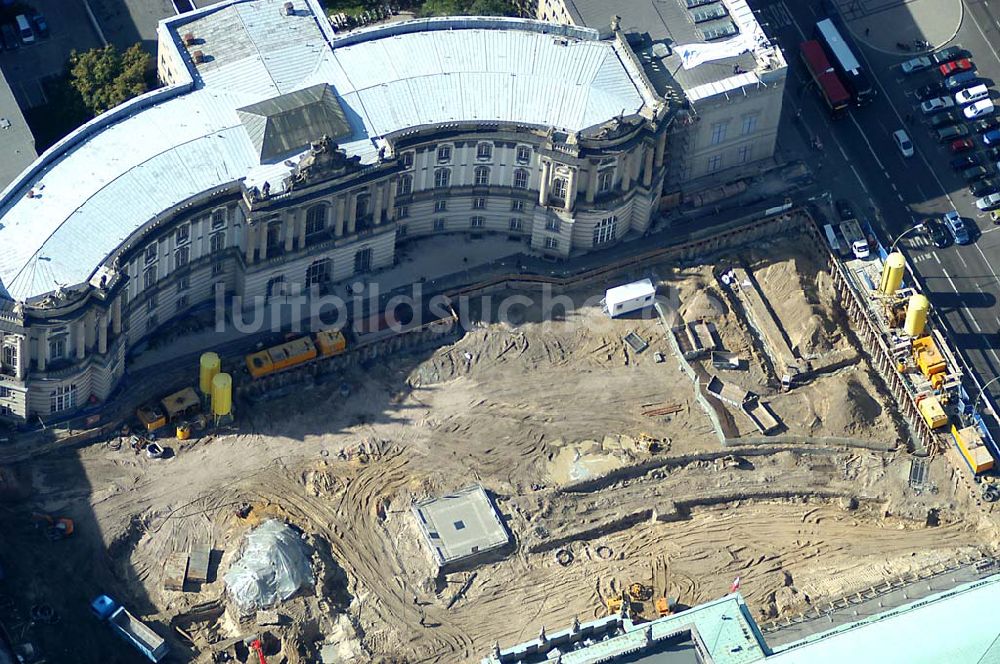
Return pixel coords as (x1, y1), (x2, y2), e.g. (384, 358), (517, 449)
(849, 114), (887, 172)
(934, 252), (941, 264)
(957, 250), (969, 268)
(943, 267), (958, 292)
(968, 0), (1000, 64)
(975, 243), (1000, 293)
(970, 310), (982, 332)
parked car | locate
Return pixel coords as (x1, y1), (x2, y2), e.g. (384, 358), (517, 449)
(936, 124), (970, 141)
(964, 99), (995, 119)
(951, 137), (976, 152)
(929, 110), (962, 128)
(918, 82), (948, 100)
(983, 129), (1000, 145)
(925, 219), (951, 248)
(835, 199), (855, 222)
(976, 192), (1000, 210)
(0, 22), (18, 50)
(963, 165), (993, 181)
(951, 154), (981, 169)
(29, 11), (47, 39)
(956, 84), (991, 105)
(893, 129), (914, 157)
(922, 96), (956, 114)
(988, 146), (1000, 161)
(945, 71), (980, 91)
(970, 178), (1000, 197)
(991, 209), (1000, 224)
(932, 45), (968, 64)
(902, 56), (933, 74)
(13, 14), (33, 45)
(939, 58), (974, 76)
(944, 210), (971, 243)
(973, 117), (1000, 133)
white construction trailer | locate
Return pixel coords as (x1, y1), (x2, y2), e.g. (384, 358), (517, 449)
(602, 279), (656, 318)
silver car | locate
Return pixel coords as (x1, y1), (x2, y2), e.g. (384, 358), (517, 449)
(902, 56), (932, 74)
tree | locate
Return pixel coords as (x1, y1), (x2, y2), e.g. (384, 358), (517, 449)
(419, 0), (518, 16)
(67, 43), (151, 117)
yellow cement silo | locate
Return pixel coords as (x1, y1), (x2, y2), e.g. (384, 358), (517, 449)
(199, 352), (221, 395)
(904, 294), (930, 337)
(879, 252), (905, 295)
(211, 372), (232, 417)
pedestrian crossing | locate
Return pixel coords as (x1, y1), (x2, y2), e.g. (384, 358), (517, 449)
(757, 1), (793, 31)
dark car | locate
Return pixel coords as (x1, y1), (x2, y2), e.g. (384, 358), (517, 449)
(974, 117), (1000, 133)
(963, 165), (993, 182)
(835, 199), (855, 222)
(951, 154), (981, 169)
(29, 11), (47, 39)
(936, 124), (970, 142)
(929, 110), (962, 128)
(918, 82), (947, 100)
(0, 23), (17, 50)
(932, 45), (968, 64)
(970, 178), (1000, 196)
(925, 219), (951, 248)
(988, 146), (1000, 161)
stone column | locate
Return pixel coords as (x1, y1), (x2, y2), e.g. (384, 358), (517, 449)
(297, 214), (307, 250)
(373, 183), (385, 225)
(335, 196), (347, 237)
(284, 211), (296, 253)
(37, 331), (46, 373)
(98, 315), (108, 355)
(538, 160), (551, 207)
(586, 164), (598, 203)
(655, 131), (667, 168)
(385, 178), (397, 221)
(622, 154), (632, 191)
(245, 223), (256, 264)
(643, 144), (655, 188)
(564, 168), (577, 213)
(15, 336), (25, 380)
(112, 297), (122, 335)
(258, 220), (268, 261)
(75, 320), (85, 360)
(347, 193), (358, 235)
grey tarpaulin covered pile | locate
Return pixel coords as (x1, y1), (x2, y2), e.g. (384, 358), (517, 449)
(224, 519), (313, 611)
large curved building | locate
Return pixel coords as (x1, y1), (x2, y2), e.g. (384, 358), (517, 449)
(0, 0), (672, 422)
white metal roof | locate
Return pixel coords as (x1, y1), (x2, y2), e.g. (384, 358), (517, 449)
(605, 278), (656, 307)
(0, 0), (650, 302)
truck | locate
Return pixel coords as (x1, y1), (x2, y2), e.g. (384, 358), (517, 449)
(91, 595), (169, 662)
(602, 279), (656, 318)
(838, 219), (870, 259)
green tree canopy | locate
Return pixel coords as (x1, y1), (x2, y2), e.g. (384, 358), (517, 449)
(68, 43), (151, 116)
(420, 0), (518, 17)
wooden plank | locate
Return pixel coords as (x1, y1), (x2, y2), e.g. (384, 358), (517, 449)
(164, 552), (189, 591)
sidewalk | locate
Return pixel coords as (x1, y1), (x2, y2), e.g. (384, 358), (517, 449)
(831, 0), (963, 53)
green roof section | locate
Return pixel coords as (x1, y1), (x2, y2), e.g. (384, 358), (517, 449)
(768, 574), (1000, 664)
(236, 84), (351, 162)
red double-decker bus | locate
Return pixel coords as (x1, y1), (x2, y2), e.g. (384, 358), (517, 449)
(799, 40), (850, 117)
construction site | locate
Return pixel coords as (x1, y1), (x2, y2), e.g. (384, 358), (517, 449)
(2, 208), (1000, 663)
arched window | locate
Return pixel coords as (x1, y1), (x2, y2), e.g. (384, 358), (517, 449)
(434, 168), (451, 189)
(305, 204), (328, 236)
(476, 142), (493, 161)
(513, 168), (529, 189)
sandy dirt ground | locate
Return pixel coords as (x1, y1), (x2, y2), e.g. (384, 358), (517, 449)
(1, 232), (997, 663)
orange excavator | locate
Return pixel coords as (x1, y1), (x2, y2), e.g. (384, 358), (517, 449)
(31, 513), (74, 541)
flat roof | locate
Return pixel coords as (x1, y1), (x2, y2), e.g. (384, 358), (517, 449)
(768, 573), (1000, 663)
(562, 0), (785, 102)
(0, 71), (36, 193)
(412, 485), (509, 566)
(483, 594), (768, 664)
(0, 0), (653, 302)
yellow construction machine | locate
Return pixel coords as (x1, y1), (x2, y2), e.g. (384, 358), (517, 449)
(603, 555), (675, 621)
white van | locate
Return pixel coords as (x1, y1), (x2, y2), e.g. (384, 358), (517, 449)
(955, 84), (989, 106)
(14, 15), (33, 45)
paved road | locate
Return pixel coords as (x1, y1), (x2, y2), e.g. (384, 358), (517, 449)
(751, 0), (1000, 415)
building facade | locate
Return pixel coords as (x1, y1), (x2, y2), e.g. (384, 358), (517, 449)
(0, 0), (672, 423)
(535, 0), (787, 191)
